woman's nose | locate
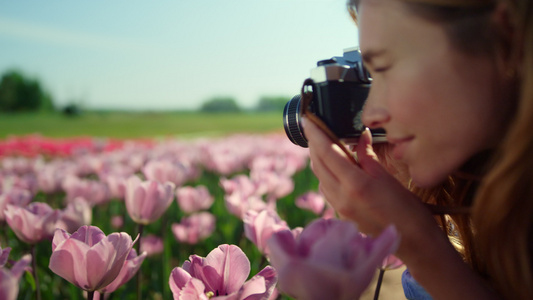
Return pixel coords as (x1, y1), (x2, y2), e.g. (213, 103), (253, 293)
(362, 90), (390, 129)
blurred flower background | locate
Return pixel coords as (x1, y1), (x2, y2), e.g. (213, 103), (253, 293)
(0, 1), (406, 299)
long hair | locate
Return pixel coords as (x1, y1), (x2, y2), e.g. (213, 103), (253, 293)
(472, 0), (533, 298)
(348, 0), (533, 299)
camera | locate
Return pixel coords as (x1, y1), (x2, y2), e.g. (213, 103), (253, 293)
(283, 47), (386, 148)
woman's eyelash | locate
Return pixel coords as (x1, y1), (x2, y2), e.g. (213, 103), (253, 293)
(372, 66), (390, 72)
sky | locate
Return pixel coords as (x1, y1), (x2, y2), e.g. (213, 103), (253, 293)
(0, 0), (360, 111)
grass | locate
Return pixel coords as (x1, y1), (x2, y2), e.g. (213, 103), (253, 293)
(0, 111), (285, 139)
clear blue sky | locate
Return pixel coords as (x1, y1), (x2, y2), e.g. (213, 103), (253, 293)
(0, 0), (359, 110)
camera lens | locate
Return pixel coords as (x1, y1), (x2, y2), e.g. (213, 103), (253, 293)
(283, 95), (308, 148)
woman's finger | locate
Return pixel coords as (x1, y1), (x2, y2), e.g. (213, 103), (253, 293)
(304, 118), (367, 183)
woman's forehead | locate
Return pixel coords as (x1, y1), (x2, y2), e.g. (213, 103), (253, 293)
(357, 1), (449, 60)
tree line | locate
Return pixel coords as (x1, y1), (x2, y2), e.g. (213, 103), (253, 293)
(0, 70), (290, 113)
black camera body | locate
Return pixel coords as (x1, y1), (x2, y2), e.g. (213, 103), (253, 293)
(283, 47), (386, 148)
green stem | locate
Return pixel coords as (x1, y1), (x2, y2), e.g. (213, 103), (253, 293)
(373, 269), (386, 300)
(31, 244), (42, 300)
(0, 221), (7, 246)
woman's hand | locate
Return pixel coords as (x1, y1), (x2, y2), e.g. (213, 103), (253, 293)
(304, 117), (501, 299)
(303, 117), (449, 261)
(304, 117), (429, 236)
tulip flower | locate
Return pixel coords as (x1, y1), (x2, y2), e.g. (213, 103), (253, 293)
(124, 175), (175, 225)
(62, 175), (110, 206)
(381, 254), (404, 271)
(251, 170), (294, 201)
(372, 254), (406, 300)
(169, 244), (277, 300)
(0, 187), (32, 221)
(243, 209), (289, 255)
(5, 202), (60, 244)
(142, 160), (188, 186)
(220, 176), (267, 219)
(0, 246), (10, 267)
(111, 215), (124, 229)
(267, 218), (400, 300)
(98, 248), (147, 294)
(140, 234), (164, 257)
(295, 191), (326, 216)
(171, 212), (216, 245)
(35, 160), (77, 193)
(0, 253), (31, 300)
(55, 197), (92, 233)
(1, 156), (35, 175)
(103, 174), (127, 200)
(49, 225), (137, 293)
(175, 185), (214, 213)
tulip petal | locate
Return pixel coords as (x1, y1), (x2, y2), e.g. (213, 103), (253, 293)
(0, 268), (18, 300)
(239, 266), (278, 300)
(0, 247), (11, 266)
(205, 244), (250, 295)
(169, 267), (208, 300)
(70, 225), (106, 246)
(49, 239), (90, 289)
(179, 277), (208, 300)
(86, 232), (132, 290)
(10, 254), (31, 280)
(100, 249), (147, 293)
(52, 228), (71, 251)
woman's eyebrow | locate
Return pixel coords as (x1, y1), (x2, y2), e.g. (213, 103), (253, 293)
(361, 49), (387, 64)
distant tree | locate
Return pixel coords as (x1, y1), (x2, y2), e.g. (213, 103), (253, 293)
(200, 97), (241, 113)
(255, 96), (291, 112)
(62, 103), (82, 117)
(0, 70), (55, 112)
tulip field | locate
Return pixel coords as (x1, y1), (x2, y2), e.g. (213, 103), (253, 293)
(0, 114), (405, 300)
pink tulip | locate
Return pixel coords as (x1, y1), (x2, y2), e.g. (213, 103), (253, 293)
(267, 218), (400, 300)
(200, 138), (250, 175)
(220, 175), (258, 198)
(0, 246), (11, 267)
(381, 254), (404, 270)
(5, 202), (60, 244)
(175, 185), (214, 214)
(140, 234), (164, 256)
(55, 197), (92, 233)
(111, 215), (124, 229)
(125, 176), (175, 225)
(103, 175), (127, 200)
(295, 192), (326, 215)
(171, 212), (216, 245)
(0, 253), (31, 300)
(142, 160), (188, 186)
(62, 175), (110, 206)
(1, 174), (38, 195)
(243, 209), (289, 255)
(220, 176), (267, 219)
(249, 151), (307, 177)
(35, 160), (77, 193)
(0, 187), (32, 221)
(251, 171), (294, 201)
(1, 156), (35, 175)
(169, 244), (277, 300)
(98, 248), (147, 294)
(49, 225), (136, 292)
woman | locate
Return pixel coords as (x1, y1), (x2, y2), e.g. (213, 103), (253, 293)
(303, 0), (532, 299)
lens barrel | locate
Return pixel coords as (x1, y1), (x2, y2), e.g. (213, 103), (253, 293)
(283, 95), (308, 148)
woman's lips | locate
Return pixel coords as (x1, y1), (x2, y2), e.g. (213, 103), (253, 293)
(388, 136), (414, 160)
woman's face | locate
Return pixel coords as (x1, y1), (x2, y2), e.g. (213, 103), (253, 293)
(358, 0), (512, 187)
